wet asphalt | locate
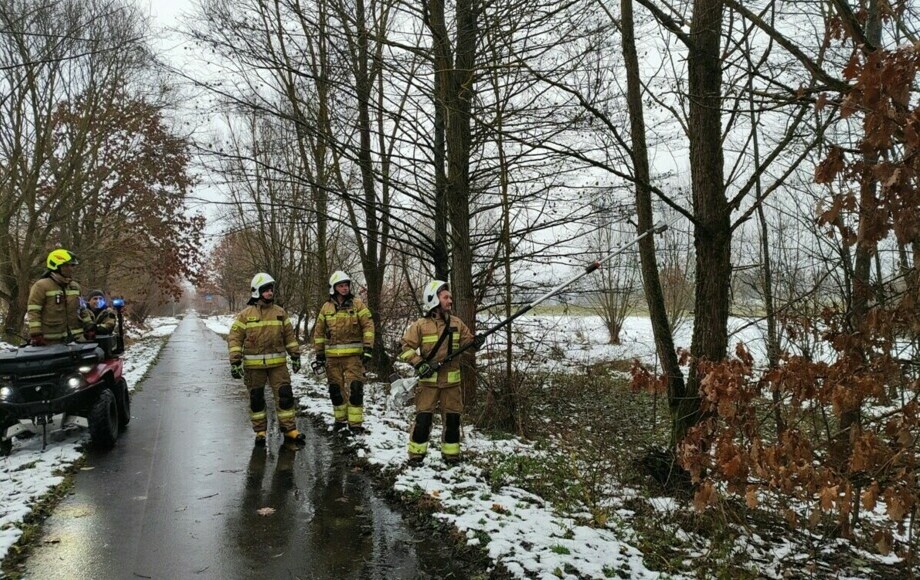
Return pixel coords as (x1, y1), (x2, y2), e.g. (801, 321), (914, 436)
(21, 313), (466, 579)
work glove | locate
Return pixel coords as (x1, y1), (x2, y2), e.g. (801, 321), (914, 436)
(30, 334), (46, 347)
(310, 352), (326, 374)
(290, 354), (302, 373)
(230, 361), (244, 379)
(363, 347), (373, 366)
(414, 360), (439, 379)
(471, 334), (486, 350)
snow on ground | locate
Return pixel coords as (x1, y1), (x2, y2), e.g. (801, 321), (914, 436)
(206, 313), (667, 579)
(497, 313), (828, 372)
(298, 378), (661, 579)
(201, 314), (235, 337)
(0, 316), (181, 561)
(203, 310), (908, 578)
(122, 316), (179, 388)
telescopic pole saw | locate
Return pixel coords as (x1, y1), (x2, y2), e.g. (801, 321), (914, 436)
(388, 221), (669, 407)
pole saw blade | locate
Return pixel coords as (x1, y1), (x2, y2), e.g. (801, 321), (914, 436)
(388, 376), (419, 409)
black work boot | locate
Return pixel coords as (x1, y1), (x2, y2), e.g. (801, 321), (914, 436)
(407, 455), (425, 466)
(254, 431), (267, 446)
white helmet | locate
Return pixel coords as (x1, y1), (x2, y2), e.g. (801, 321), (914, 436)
(422, 279), (447, 312)
(250, 272), (276, 300)
(328, 270), (351, 295)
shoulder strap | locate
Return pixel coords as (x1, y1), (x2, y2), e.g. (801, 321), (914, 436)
(423, 316), (451, 363)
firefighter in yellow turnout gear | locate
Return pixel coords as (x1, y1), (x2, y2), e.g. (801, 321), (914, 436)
(312, 271), (374, 433)
(399, 280), (483, 465)
(27, 249), (93, 345)
(228, 273), (304, 446)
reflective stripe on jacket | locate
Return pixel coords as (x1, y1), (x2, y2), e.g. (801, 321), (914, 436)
(228, 302), (300, 368)
(27, 274), (92, 341)
(312, 296), (374, 358)
(399, 313), (473, 387)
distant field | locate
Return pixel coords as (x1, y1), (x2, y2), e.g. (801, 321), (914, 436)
(513, 304), (766, 318)
(505, 304), (655, 317)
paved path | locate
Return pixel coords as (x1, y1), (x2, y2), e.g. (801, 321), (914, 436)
(23, 313), (462, 579)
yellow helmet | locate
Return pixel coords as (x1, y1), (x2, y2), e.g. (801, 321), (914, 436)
(47, 248), (78, 271)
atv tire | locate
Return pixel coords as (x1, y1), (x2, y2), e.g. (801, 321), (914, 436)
(89, 389), (119, 449)
(0, 438), (11, 457)
(115, 378), (130, 431)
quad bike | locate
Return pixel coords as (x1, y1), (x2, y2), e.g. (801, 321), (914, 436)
(0, 298), (130, 455)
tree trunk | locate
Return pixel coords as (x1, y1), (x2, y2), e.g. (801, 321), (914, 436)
(3, 281), (27, 344)
(834, 0), (883, 473)
(352, 0), (391, 374)
(425, 0), (479, 405)
(433, 71), (450, 281)
(621, 0), (687, 450)
(746, 47), (784, 435)
(682, 0), (730, 445)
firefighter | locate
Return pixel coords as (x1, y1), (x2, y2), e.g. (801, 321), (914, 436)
(312, 271), (374, 433)
(85, 289), (117, 338)
(399, 280), (484, 465)
(27, 248), (93, 345)
(228, 273), (304, 446)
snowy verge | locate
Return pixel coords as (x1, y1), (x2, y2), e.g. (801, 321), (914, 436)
(291, 375), (662, 579)
(202, 312), (660, 578)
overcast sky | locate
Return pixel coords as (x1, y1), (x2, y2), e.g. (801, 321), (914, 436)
(145, 0), (192, 28)
(141, 0), (230, 239)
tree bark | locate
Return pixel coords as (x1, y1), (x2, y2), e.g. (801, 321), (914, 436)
(425, 0), (480, 404)
(682, 0), (730, 444)
(621, 0), (687, 449)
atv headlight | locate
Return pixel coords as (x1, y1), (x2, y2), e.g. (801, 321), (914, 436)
(78, 365), (93, 374)
(64, 373), (85, 391)
(0, 386), (12, 400)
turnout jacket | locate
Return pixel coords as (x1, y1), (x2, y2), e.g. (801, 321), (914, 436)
(312, 296), (374, 358)
(228, 302), (300, 368)
(399, 312), (473, 387)
(89, 307), (118, 334)
(27, 273), (93, 342)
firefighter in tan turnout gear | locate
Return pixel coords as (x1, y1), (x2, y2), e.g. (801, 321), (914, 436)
(228, 273), (305, 446)
(27, 249), (93, 345)
(85, 289), (117, 337)
(312, 271), (374, 433)
(399, 280), (483, 465)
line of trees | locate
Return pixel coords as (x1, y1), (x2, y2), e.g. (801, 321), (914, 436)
(3, 0), (917, 551)
(0, 0), (204, 336)
(184, 0), (919, 540)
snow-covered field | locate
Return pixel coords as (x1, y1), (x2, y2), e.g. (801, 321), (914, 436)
(0, 316), (180, 560)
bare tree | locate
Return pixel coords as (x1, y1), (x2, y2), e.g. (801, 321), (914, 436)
(0, 0), (172, 341)
(588, 218), (641, 344)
